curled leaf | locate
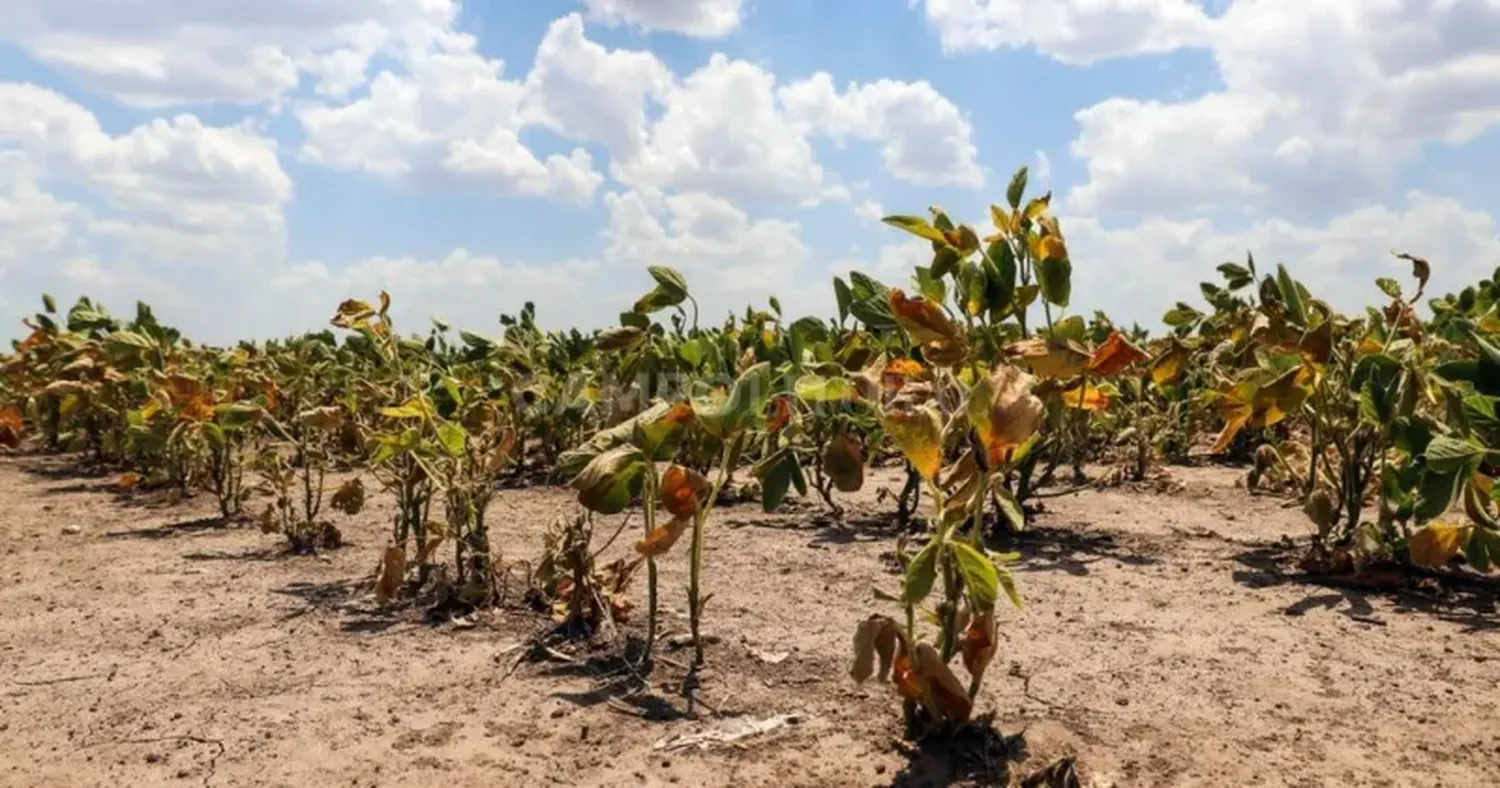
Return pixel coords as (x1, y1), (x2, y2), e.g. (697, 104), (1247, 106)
(822, 434), (865, 492)
(0, 406), (22, 448)
(913, 643), (973, 723)
(375, 545), (406, 604)
(660, 464), (711, 518)
(881, 358), (929, 393)
(636, 514), (692, 557)
(960, 609), (998, 687)
(888, 289), (959, 344)
(968, 365), (1045, 467)
(881, 398), (943, 481)
(330, 478), (366, 515)
(1088, 332), (1149, 377)
(850, 615), (901, 683)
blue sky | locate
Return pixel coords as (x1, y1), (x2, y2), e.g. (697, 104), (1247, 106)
(2, 0), (1498, 342)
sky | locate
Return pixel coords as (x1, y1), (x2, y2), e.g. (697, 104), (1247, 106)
(2, 0), (1499, 343)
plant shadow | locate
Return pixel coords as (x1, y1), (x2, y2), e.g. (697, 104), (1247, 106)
(1233, 542), (1500, 633)
(104, 516), (231, 540)
(890, 716), (1028, 788)
(999, 524), (1161, 577)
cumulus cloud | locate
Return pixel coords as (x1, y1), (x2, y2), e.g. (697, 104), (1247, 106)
(1, 0), (456, 106)
(919, 0), (1213, 62)
(581, 0), (745, 37)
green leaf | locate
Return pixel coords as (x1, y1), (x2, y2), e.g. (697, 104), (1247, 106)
(903, 541), (939, 605)
(951, 541), (1000, 612)
(572, 445), (646, 515)
(769, 295), (782, 316)
(1162, 303), (1202, 328)
(634, 266), (690, 313)
(41, 293), (56, 313)
(882, 215), (948, 244)
(914, 266), (947, 304)
(1006, 166), (1029, 210)
(1376, 277), (1402, 300)
(1425, 436), (1485, 474)
(1414, 468), (1464, 523)
(930, 247), (960, 279)
(1276, 264), (1307, 325)
(795, 374), (858, 403)
(436, 421), (467, 457)
(993, 484), (1025, 531)
(760, 455), (793, 512)
(985, 241), (1016, 314)
(833, 276), (854, 324)
(214, 403), (264, 430)
(1037, 256), (1071, 307)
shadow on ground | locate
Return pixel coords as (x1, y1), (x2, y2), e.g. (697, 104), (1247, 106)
(1233, 542), (1500, 632)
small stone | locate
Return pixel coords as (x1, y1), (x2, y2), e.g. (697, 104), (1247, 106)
(62, 525), (83, 535)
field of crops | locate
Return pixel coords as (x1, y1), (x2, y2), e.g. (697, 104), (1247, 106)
(2, 170), (1498, 787)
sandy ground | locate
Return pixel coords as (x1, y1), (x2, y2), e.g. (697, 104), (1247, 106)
(1, 454), (1498, 788)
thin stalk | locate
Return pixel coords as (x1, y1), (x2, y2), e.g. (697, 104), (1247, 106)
(642, 466), (660, 661)
(689, 434), (742, 666)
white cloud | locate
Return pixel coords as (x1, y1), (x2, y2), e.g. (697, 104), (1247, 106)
(522, 14), (673, 159)
(270, 250), (605, 334)
(1, 0), (456, 106)
(615, 54), (835, 205)
(0, 83), (289, 265)
(780, 73), (984, 188)
(1065, 191), (1500, 329)
(1064, 0), (1500, 218)
(296, 26), (603, 204)
(919, 0), (1212, 62)
(582, 0), (744, 37)
(1034, 150), (1052, 182)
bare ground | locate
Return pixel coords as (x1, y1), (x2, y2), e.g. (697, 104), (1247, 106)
(1, 455), (1498, 788)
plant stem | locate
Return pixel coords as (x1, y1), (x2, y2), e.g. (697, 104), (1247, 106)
(689, 433), (742, 666)
(642, 465), (660, 663)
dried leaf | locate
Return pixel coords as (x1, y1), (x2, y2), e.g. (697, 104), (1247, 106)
(1409, 523), (1470, 569)
(1059, 381), (1111, 411)
(375, 545), (406, 604)
(881, 358), (929, 393)
(1088, 332), (1149, 377)
(888, 289), (959, 344)
(880, 400), (943, 481)
(914, 643), (973, 722)
(660, 465), (711, 518)
(636, 515), (692, 557)
(822, 434), (865, 492)
(1006, 338), (1090, 380)
(968, 365), (1045, 467)
(960, 610), (998, 686)
(330, 478), (365, 515)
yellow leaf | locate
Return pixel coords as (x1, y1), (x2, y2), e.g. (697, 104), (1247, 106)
(1060, 381), (1111, 410)
(880, 400), (943, 481)
(1409, 524), (1470, 569)
(968, 364), (1045, 467)
(888, 289), (959, 344)
(1006, 337), (1089, 379)
(1150, 341), (1189, 386)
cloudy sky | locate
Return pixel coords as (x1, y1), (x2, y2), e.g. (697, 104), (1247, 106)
(2, 0), (1499, 342)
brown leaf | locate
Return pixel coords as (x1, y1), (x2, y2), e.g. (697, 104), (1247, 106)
(660, 465), (711, 518)
(888, 289), (959, 344)
(969, 364), (1045, 467)
(416, 536), (444, 566)
(913, 643), (973, 723)
(1088, 331), (1149, 377)
(1006, 338), (1090, 379)
(960, 610), (998, 686)
(881, 358), (929, 393)
(823, 434), (865, 493)
(0, 406), (23, 449)
(330, 478), (365, 515)
(375, 545), (406, 604)
(635, 514), (692, 557)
